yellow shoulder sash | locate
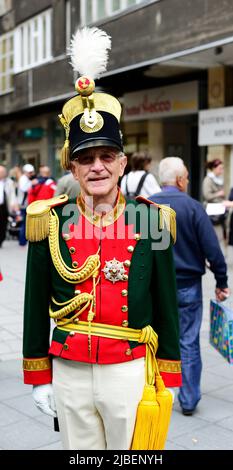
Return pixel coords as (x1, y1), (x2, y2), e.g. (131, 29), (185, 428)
(26, 194), (69, 242)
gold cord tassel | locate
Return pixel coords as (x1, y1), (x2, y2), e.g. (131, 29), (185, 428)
(131, 373), (173, 450)
(130, 384), (160, 450)
(59, 114), (71, 170)
(131, 326), (173, 450)
(61, 139), (71, 170)
(154, 376), (173, 449)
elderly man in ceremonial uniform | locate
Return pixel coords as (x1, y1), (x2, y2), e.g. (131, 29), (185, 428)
(23, 28), (181, 450)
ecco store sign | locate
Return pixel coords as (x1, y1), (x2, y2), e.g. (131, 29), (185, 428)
(199, 106), (233, 145)
(123, 81), (198, 121)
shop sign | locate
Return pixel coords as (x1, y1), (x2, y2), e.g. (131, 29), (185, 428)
(123, 81), (198, 121)
(198, 106), (233, 145)
(23, 128), (44, 139)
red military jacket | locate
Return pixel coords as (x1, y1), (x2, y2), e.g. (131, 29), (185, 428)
(23, 191), (182, 387)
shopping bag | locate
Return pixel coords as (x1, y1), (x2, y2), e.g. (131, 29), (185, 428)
(210, 299), (233, 364)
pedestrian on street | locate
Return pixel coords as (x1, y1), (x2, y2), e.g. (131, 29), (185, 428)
(120, 151), (161, 199)
(150, 157), (229, 416)
(27, 165), (57, 204)
(223, 190), (233, 256)
(17, 164), (35, 246)
(23, 27), (181, 451)
(55, 171), (80, 199)
(202, 159), (227, 243)
(0, 165), (18, 248)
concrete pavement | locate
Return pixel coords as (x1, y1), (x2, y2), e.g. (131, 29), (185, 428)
(0, 239), (233, 450)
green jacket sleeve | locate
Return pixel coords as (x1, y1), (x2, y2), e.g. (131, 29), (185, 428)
(23, 238), (52, 384)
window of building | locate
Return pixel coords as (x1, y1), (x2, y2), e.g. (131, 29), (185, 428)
(81, 0), (152, 25)
(0, 32), (14, 95)
(0, 0), (12, 16)
(66, 0), (71, 48)
(14, 9), (52, 73)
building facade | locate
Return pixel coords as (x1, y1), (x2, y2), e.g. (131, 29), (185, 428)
(1, 0), (233, 198)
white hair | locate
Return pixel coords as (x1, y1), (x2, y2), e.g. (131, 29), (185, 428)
(159, 157), (186, 185)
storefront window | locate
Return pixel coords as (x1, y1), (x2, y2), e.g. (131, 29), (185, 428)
(124, 134), (148, 155)
(112, 0), (121, 12)
(0, 32), (14, 95)
(81, 0), (149, 25)
(14, 9), (52, 73)
(66, 0), (71, 48)
(0, 0), (12, 16)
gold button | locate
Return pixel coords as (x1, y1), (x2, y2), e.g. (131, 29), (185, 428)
(121, 289), (128, 296)
(123, 274), (128, 281)
(122, 320), (129, 327)
(63, 343), (69, 350)
(124, 260), (131, 267)
(75, 289), (81, 295)
(127, 245), (134, 253)
(125, 348), (132, 356)
(63, 233), (70, 241)
(69, 331), (75, 336)
(134, 233), (141, 241)
(93, 215), (98, 222)
(121, 305), (128, 312)
(69, 247), (76, 254)
(72, 261), (79, 268)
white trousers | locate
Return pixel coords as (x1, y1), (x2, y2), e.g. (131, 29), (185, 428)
(53, 357), (145, 450)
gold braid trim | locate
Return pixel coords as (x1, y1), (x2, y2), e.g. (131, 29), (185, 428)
(49, 292), (93, 321)
(23, 357), (51, 372)
(157, 359), (181, 374)
(48, 208), (100, 283)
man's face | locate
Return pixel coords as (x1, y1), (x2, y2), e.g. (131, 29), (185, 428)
(177, 167), (189, 192)
(39, 166), (51, 178)
(0, 166), (7, 180)
(26, 171), (35, 179)
(71, 146), (127, 198)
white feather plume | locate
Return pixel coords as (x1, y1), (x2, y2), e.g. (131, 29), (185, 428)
(69, 27), (111, 79)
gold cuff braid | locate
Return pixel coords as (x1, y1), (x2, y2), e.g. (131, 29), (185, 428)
(23, 357), (51, 372)
(157, 358), (181, 374)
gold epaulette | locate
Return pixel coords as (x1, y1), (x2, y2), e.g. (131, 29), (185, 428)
(26, 194), (69, 242)
(136, 196), (177, 243)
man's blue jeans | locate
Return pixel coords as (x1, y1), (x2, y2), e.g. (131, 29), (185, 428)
(177, 280), (202, 411)
(19, 208), (27, 246)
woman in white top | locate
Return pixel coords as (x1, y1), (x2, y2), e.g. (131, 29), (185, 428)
(120, 152), (161, 199)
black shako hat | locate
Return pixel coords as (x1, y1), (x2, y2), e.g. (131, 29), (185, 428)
(58, 28), (123, 169)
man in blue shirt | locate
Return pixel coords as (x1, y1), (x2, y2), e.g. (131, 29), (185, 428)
(150, 157), (229, 416)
